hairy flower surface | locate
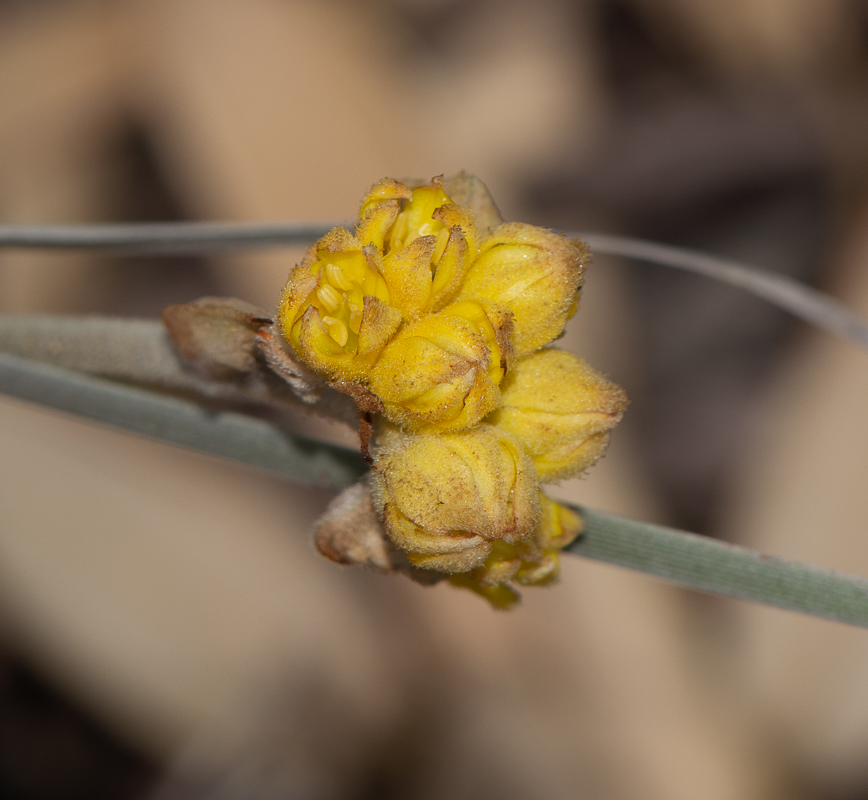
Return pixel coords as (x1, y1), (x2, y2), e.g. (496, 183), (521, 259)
(278, 226), (401, 382)
(359, 178), (479, 318)
(456, 222), (587, 357)
(371, 426), (540, 573)
(490, 348), (629, 481)
(269, 172), (626, 609)
(369, 299), (513, 432)
(450, 492), (584, 609)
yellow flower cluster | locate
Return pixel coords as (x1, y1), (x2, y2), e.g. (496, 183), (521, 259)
(279, 175), (627, 608)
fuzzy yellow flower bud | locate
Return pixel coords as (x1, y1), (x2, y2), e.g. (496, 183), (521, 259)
(278, 226), (401, 382)
(371, 426), (541, 574)
(449, 492), (583, 609)
(356, 178), (479, 318)
(490, 348), (628, 482)
(457, 223), (587, 357)
(368, 300), (513, 432)
(515, 492), (583, 584)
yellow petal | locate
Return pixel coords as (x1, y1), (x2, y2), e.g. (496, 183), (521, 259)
(277, 225), (401, 382)
(369, 313), (500, 432)
(380, 234), (437, 319)
(371, 426), (541, 573)
(458, 223), (588, 357)
(490, 348), (628, 482)
(440, 299), (515, 384)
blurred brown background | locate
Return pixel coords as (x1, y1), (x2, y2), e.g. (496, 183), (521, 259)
(2, 0), (868, 798)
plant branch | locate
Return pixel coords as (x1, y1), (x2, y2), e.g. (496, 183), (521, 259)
(581, 232), (868, 351)
(0, 221), (342, 255)
(568, 507), (868, 627)
(2, 220), (868, 623)
(2, 347), (867, 628)
(0, 352), (368, 489)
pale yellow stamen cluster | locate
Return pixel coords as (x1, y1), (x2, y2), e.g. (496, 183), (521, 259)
(304, 253), (388, 351)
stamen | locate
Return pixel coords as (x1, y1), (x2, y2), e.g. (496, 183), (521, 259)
(317, 284), (342, 312)
(349, 309), (363, 334)
(433, 227), (450, 264)
(390, 214), (408, 251)
(322, 316), (349, 347)
(326, 263), (353, 291)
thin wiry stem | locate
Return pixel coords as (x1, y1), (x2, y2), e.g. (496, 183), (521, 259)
(0, 221), (342, 254)
(1, 221), (867, 350)
(579, 232), (868, 351)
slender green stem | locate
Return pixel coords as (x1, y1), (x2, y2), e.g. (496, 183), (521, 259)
(580, 232), (868, 351)
(2, 221), (868, 625)
(568, 507), (868, 627)
(0, 221), (342, 254)
(0, 352), (368, 489)
(2, 348), (867, 628)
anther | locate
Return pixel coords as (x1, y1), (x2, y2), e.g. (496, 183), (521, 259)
(317, 285), (343, 312)
(326, 264), (353, 291)
(322, 316), (349, 347)
(349, 309), (363, 334)
(433, 227), (450, 264)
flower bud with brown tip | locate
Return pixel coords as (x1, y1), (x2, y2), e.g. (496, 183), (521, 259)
(368, 301), (513, 433)
(490, 348), (627, 482)
(457, 223), (587, 357)
(449, 492), (583, 609)
(357, 178), (479, 319)
(371, 426), (541, 574)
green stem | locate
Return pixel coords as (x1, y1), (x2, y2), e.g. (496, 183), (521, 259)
(0, 353), (368, 489)
(581, 232), (868, 351)
(2, 350), (867, 628)
(568, 507), (868, 627)
(0, 220), (343, 255)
